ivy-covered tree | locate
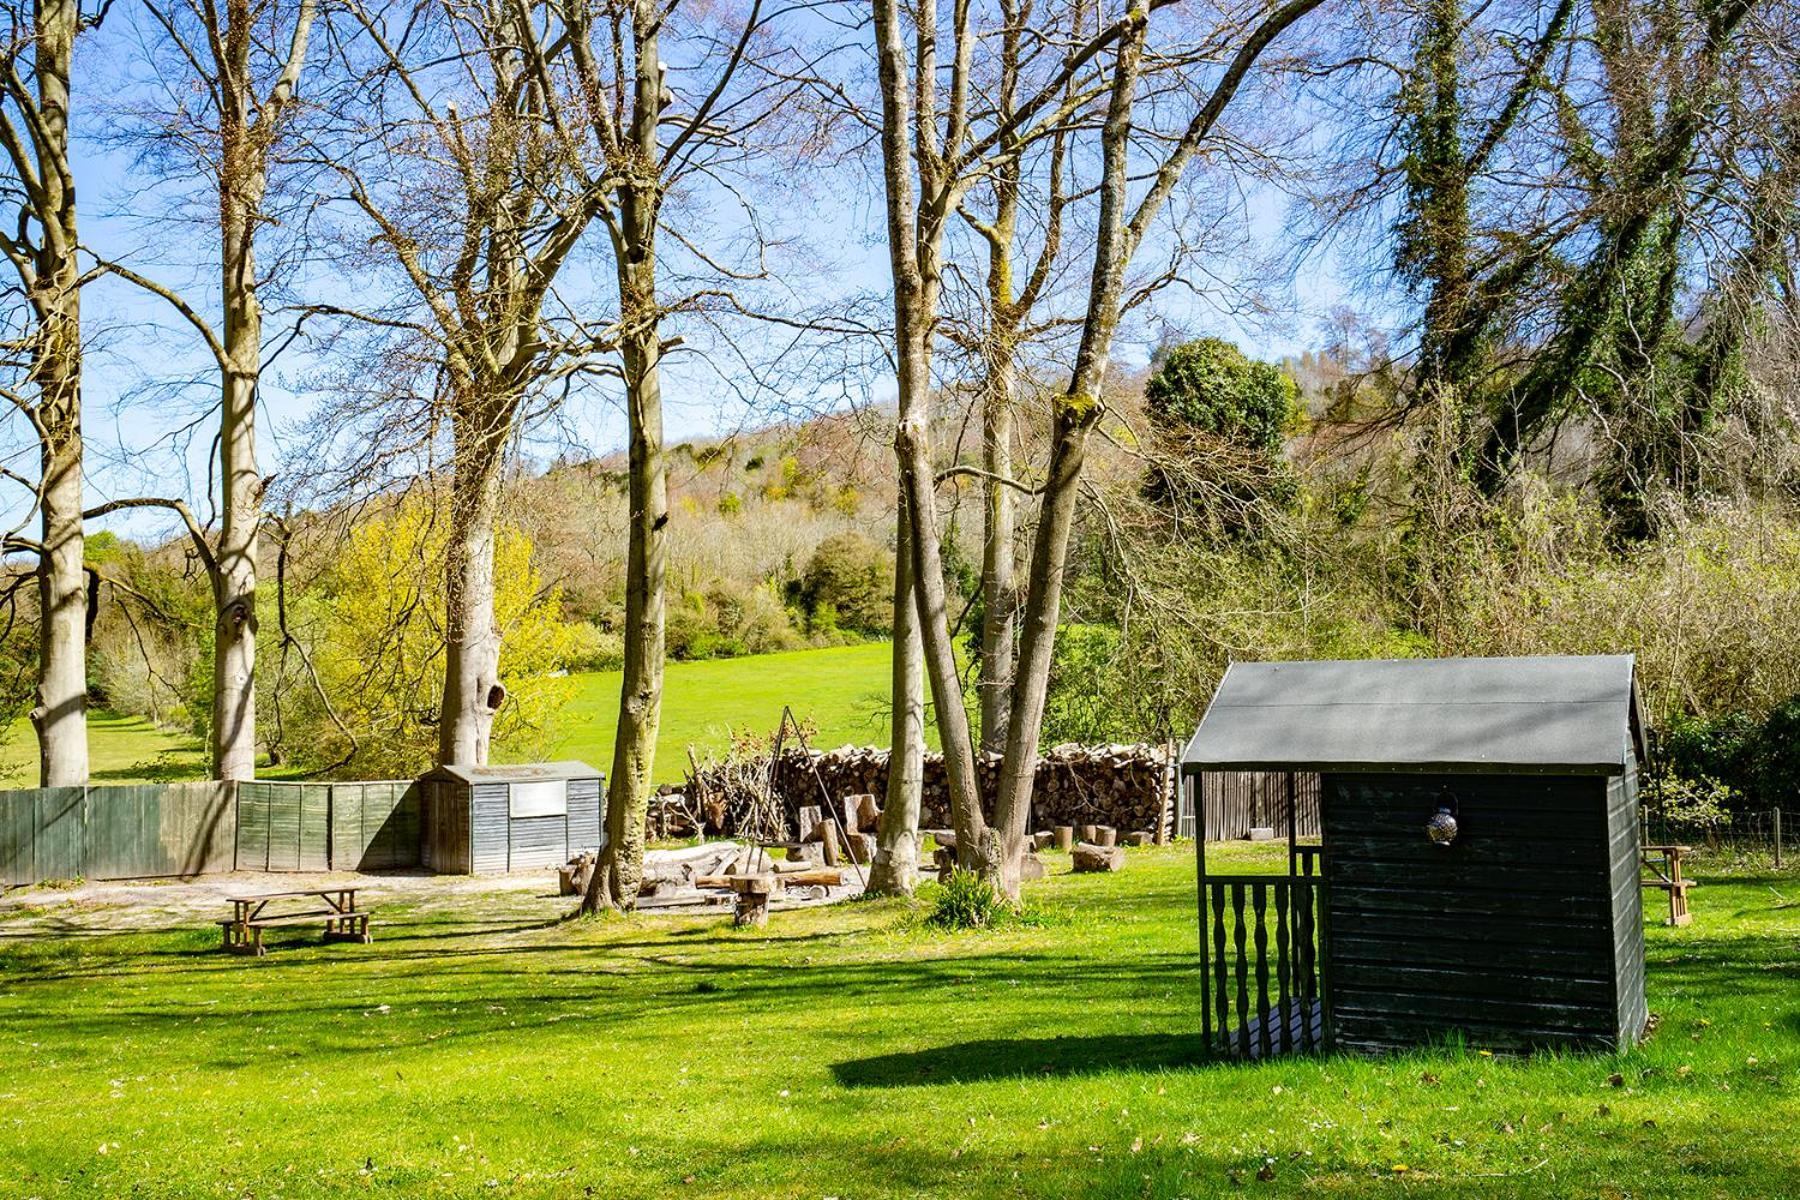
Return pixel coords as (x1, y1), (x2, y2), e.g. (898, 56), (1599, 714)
(1142, 338), (1300, 523)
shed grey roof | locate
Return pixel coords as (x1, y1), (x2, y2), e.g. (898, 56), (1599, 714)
(422, 760), (603, 785)
(1181, 655), (1642, 776)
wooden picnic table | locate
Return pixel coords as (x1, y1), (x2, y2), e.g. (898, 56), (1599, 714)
(219, 886), (374, 956)
(1641, 843), (1694, 927)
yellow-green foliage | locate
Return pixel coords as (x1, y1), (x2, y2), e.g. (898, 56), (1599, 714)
(308, 497), (582, 777)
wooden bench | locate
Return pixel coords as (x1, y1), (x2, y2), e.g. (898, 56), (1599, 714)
(220, 888), (373, 956)
(1641, 844), (1694, 927)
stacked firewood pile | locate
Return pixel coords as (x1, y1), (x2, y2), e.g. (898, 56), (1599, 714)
(678, 741), (1175, 841)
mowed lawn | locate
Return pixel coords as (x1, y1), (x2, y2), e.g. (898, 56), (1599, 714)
(0, 643), (901, 786)
(0, 710), (209, 786)
(3, 846), (1798, 1198)
(546, 641), (920, 781)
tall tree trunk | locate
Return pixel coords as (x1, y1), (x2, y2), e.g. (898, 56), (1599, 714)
(870, 0), (992, 877)
(202, 0), (312, 781)
(977, 311), (1018, 755)
(868, 491), (923, 894)
(29, 0), (86, 788)
(439, 429), (505, 766)
(589, 306), (666, 911)
(213, 188), (261, 782)
(985, 18), (1147, 901)
(586, 0), (667, 914)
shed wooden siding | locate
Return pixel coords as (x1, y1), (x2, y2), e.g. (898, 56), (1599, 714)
(421, 781), (472, 874)
(470, 784), (511, 873)
(508, 813), (566, 870)
(1608, 747), (1649, 1045)
(1321, 772), (1626, 1053)
(568, 777), (602, 853)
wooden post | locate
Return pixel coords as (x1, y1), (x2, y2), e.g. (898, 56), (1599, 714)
(1775, 808), (1783, 869)
(819, 818), (841, 867)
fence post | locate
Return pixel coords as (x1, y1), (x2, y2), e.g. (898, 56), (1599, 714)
(1775, 808), (1783, 870)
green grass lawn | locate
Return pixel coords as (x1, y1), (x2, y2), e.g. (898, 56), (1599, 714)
(3, 844), (1797, 1198)
(546, 641), (923, 781)
(0, 709), (209, 787)
(0, 643), (901, 786)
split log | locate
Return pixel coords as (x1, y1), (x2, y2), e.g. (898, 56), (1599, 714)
(819, 819), (842, 867)
(847, 832), (876, 865)
(1072, 843), (1126, 873)
(852, 793), (881, 833)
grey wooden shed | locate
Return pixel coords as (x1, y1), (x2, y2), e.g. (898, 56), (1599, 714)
(1181, 654), (1648, 1057)
(419, 761), (605, 874)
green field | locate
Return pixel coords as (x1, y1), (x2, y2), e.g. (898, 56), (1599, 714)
(2, 844), (1797, 1197)
(546, 640), (918, 781)
(0, 643), (904, 786)
(0, 709), (209, 787)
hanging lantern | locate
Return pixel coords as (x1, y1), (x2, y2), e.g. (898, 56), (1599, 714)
(1427, 793), (1459, 846)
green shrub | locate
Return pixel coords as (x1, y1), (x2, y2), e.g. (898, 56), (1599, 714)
(1145, 337), (1300, 453)
(1751, 697), (1800, 809)
(795, 532), (892, 635)
(924, 869), (1009, 930)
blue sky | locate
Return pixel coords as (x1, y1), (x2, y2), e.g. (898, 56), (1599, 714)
(60, 7), (1360, 544)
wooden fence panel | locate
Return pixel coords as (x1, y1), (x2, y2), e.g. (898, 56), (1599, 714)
(1199, 772), (1322, 841)
(236, 784), (271, 871)
(364, 782), (421, 870)
(297, 784), (331, 871)
(0, 788), (84, 885)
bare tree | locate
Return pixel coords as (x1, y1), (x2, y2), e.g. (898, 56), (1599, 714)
(308, 0), (607, 768)
(0, 0), (97, 787)
(869, 0), (1328, 896)
(93, 0), (319, 781)
(567, 0), (827, 910)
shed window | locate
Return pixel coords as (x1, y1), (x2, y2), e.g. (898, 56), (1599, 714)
(509, 780), (568, 818)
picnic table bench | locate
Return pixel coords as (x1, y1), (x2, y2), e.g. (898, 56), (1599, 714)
(1641, 844), (1694, 927)
(219, 887), (373, 956)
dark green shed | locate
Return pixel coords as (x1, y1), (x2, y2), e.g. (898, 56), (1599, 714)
(419, 761), (605, 875)
(1181, 654), (1649, 1056)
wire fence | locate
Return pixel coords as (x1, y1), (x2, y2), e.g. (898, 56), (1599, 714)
(1641, 806), (1788, 867)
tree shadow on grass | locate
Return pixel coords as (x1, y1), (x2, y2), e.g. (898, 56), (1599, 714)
(833, 1032), (1216, 1087)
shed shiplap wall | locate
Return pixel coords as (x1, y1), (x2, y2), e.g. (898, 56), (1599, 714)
(1321, 772), (1621, 1053)
(470, 783), (510, 873)
(508, 813), (566, 870)
(568, 777), (602, 853)
(421, 780), (472, 874)
(1608, 747), (1649, 1045)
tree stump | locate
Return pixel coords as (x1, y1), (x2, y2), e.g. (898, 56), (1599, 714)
(1079, 824), (1098, 844)
(847, 832), (876, 864)
(1126, 831), (1154, 847)
(1031, 830), (1055, 851)
(1072, 843), (1126, 873)
(1020, 852), (1047, 882)
(1094, 826), (1118, 848)
(1054, 826), (1074, 852)
(730, 876), (781, 927)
